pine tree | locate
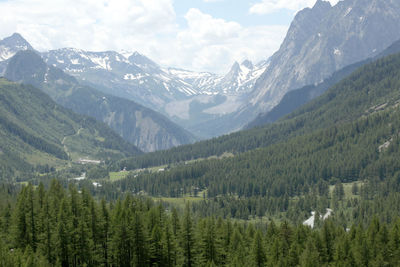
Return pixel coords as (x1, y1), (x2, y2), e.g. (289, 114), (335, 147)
(181, 204), (195, 267)
(252, 231), (266, 267)
(300, 238), (320, 267)
(99, 198), (110, 266)
(57, 198), (71, 267)
(26, 184), (37, 252)
(162, 220), (176, 267)
(149, 224), (163, 266)
(132, 211), (147, 266)
(12, 186), (28, 249)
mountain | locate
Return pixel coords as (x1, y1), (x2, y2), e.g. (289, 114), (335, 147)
(168, 60), (268, 95)
(42, 48), (197, 110)
(244, 0), (400, 117)
(0, 33), (33, 62)
(247, 38), (400, 128)
(42, 45), (267, 138)
(4, 50), (196, 152)
(0, 78), (140, 177)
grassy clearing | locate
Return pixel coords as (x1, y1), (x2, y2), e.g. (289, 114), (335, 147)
(109, 171), (130, 181)
(329, 181), (364, 200)
(153, 190), (208, 209)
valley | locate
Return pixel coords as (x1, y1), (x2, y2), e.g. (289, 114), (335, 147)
(1, 0), (400, 266)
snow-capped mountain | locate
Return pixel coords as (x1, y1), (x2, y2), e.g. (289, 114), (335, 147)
(0, 33), (34, 74)
(167, 60), (268, 96)
(166, 68), (221, 95)
(213, 60), (268, 95)
(41, 46), (269, 137)
(42, 48), (197, 111)
(0, 33), (33, 62)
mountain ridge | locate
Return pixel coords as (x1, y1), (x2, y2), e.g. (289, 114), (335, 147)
(4, 50), (196, 152)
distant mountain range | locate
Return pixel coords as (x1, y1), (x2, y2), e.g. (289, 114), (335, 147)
(42, 46), (267, 138)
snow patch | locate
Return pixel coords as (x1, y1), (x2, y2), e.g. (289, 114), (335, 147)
(344, 7), (352, 16)
(0, 46), (15, 61)
(379, 139), (392, 152)
(89, 55), (112, 70)
(71, 58), (80, 65)
(334, 48), (342, 56)
(163, 82), (170, 92)
(124, 73), (146, 80)
(93, 182), (102, 188)
(303, 209), (333, 228)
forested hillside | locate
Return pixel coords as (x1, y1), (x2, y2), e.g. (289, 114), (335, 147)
(0, 78), (140, 178)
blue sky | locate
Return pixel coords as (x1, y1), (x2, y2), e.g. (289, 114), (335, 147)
(0, 0), (340, 73)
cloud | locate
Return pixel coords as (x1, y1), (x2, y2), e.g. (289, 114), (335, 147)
(249, 0), (341, 15)
(0, 0), (288, 74)
(0, 0), (177, 51)
(166, 8), (287, 73)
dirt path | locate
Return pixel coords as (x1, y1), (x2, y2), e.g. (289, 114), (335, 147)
(62, 128), (83, 163)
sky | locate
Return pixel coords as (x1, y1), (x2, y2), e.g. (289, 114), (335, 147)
(0, 0), (341, 74)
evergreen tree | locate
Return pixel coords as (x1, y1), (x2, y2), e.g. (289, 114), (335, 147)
(252, 231), (266, 267)
(181, 204), (195, 267)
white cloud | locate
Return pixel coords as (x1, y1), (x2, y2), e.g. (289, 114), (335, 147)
(164, 8), (287, 73)
(249, 0), (341, 15)
(0, 0), (177, 51)
(0, 0), (287, 74)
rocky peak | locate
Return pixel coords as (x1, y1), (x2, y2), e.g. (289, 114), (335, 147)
(247, 0), (400, 115)
(0, 33), (33, 50)
(128, 51), (159, 71)
(241, 60), (253, 70)
(0, 33), (34, 62)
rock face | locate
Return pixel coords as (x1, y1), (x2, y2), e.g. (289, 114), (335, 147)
(5, 50), (196, 152)
(246, 38), (400, 129)
(248, 0), (400, 114)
